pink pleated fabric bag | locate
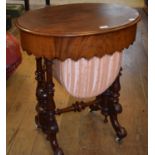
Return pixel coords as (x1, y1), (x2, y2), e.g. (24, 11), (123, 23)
(53, 52), (122, 99)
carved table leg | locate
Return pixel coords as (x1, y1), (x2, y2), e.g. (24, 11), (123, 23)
(90, 69), (127, 142)
(108, 70), (127, 142)
(35, 58), (64, 155)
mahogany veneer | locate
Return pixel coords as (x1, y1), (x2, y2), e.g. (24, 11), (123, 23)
(16, 3), (140, 60)
(16, 3), (140, 155)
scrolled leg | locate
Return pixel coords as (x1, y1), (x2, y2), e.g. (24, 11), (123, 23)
(35, 57), (64, 155)
(94, 69), (127, 141)
(108, 70), (127, 141)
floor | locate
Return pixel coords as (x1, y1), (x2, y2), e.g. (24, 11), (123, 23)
(6, 5), (147, 155)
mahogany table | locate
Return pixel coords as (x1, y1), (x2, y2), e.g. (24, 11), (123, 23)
(16, 3), (140, 155)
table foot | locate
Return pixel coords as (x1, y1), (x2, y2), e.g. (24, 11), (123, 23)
(110, 114), (127, 141)
(35, 57), (64, 155)
(53, 149), (64, 155)
(48, 134), (64, 155)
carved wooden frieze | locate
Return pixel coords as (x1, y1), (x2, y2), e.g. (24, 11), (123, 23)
(19, 24), (137, 60)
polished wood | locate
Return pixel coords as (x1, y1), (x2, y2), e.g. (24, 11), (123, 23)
(17, 3), (140, 36)
(35, 58), (64, 155)
(16, 3), (140, 60)
(15, 3), (141, 155)
(7, 8), (147, 155)
(55, 99), (101, 115)
(90, 69), (127, 141)
(19, 25), (136, 60)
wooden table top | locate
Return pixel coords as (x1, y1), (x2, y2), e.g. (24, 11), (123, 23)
(16, 3), (140, 37)
(16, 3), (140, 60)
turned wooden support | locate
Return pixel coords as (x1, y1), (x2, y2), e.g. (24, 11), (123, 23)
(90, 69), (127, 141)
(108, 70), (127, 141)
(35, 58), (64, 155)
(55, 98), (103, 115)
(35, 57), (47, 130)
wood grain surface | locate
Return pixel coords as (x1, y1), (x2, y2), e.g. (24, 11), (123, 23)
(16, 3), (140, 60)
(16, 3), (140, 36)
(19, 25), (137, 60)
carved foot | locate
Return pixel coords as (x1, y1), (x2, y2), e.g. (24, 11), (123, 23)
(47, 133), (64, 155)
(54, 149), (64, 155)
(110, 114), (127, 141)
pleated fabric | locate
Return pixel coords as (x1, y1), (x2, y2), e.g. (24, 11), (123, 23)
(53, 52), (122, 99)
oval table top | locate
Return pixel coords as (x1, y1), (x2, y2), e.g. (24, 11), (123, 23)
(16, 3), (140, 37)
(16, 3), (140, 60)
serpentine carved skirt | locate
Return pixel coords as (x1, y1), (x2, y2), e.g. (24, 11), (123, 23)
(53, 52), (122, 98)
